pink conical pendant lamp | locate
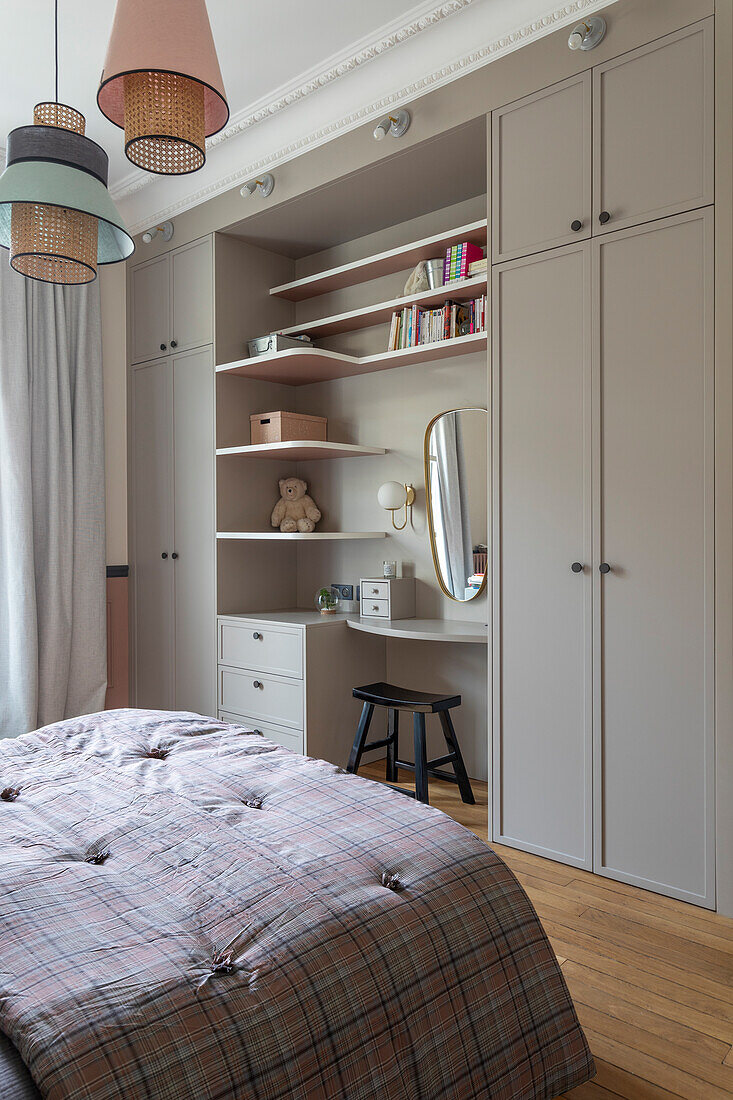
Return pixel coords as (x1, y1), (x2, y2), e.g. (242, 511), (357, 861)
(98, 0), (228, 175)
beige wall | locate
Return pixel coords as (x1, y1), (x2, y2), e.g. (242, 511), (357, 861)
(100, 264), (127, 565)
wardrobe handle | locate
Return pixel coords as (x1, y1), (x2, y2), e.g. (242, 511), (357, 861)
(252, 631), (263, 640)
(161, 552), (168, 559)
(570, 219), (583, 232)
(253, 680), (263, 689)
(170, 339), (178, 348)
(160, 343), (167, 351)
(599, 211), (611, 225)
(571, 562), (584, 573)
(599, 562), (611, 574)
(171, 552), (178, 559)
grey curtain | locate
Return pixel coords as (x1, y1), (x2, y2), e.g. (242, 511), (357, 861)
(433, 412), (473, 598)
(0, 262), (106, 736)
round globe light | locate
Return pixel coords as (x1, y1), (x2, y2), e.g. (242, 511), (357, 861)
(378, 481), (407, 511)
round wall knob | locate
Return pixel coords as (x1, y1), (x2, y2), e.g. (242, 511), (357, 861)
(571, 562), (584, 573)
(599, 562), (611, 574)
(160, 343), (167, 351)
(171, 552), (178, 559)
(161, 552), (168, 559)
(253, 680), (263, 689)
(253, 631), (263, 640)
(599, 211), (611, 225)
(170, 339), (178, 348)
(571, 219), (583, 232)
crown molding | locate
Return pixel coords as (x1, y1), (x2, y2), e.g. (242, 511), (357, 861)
(121, 0), (614, 232)
(111, 0), (475, 203)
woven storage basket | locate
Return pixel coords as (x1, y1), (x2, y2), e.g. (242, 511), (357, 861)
(123, 72), (205, 174)
(250, 411), (327, 445)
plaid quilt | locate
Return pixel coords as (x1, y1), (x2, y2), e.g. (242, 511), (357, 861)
(0, 709), (594, 1100)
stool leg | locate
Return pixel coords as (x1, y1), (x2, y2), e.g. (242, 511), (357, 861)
(347, 703), (375, 774)
(386, 708), (399, 783)
(438, 710), (475, 805)
(413, 712), (429, 804)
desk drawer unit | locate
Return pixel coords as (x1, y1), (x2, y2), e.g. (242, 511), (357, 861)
(218, 666), (303, 729)
(218, 618), (303, 678)
(360, 577), (415, 620)
(218, 710), (304, 754)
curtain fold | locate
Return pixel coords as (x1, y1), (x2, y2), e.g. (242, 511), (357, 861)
(0, 262), (106, 736)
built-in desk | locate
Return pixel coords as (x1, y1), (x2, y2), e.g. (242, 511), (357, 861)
(346, 617), (487, 644)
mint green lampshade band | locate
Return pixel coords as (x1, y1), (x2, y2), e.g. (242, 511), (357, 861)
(0, 161), (134, 264)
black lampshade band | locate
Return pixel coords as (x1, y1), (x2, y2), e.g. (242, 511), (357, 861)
(6, 126), (109, 186)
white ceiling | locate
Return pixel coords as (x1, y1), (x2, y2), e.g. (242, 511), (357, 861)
(1, 0), (615, 231)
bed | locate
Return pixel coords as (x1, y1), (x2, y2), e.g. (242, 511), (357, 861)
(0, 709), (594, 1100)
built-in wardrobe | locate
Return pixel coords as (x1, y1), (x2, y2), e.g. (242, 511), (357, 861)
(491, 19), (715, 907)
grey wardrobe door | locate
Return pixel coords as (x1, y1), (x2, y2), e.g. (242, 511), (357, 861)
(130, 254), (171, 365)
(492, 242), (592, 868)
(492, 72), (591, 264)
(172, 347), (216, 717)
(132, 359), (175, 709)
(593, 210), (714, 908)
(170, 237), (213, 355)
(593, 19), (713, 236)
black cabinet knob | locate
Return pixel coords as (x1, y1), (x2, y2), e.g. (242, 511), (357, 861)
(253, 680), (263, 689)
(171, 552), (178, 559)
(571, 219), (583, 232)
(571, 562), (584, 573)
(253, 631), (263, 640)
(599, 211), (611, 225)
(160, 343), (167, 351)
(170, 339), (178, 348)
(599, 562), (611, 574)
(161, 552), (168, 559)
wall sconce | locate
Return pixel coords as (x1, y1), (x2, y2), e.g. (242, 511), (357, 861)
(142, 221), (174, 244)
(240, 173), (275, 198)
(378, 481), (415, 530)
(373, 110), (411, 141)
(567, 16), (606, 51)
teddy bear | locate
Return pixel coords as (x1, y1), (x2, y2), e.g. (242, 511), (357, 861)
(270, 477), (322, 533)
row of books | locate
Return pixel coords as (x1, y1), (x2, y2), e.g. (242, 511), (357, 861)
(443, 240), (484, 282)
(387, 295), (487, 351)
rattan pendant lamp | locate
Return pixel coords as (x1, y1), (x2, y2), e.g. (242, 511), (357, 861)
(98, 0), (229, 175)
(0, 2), (134, 284)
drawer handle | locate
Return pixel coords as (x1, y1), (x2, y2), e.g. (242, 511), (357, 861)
(253, 631), (263, 640)
(253, 680), (263, 689)
(372, 605), (379, 612)
(371, 588), (380, 594)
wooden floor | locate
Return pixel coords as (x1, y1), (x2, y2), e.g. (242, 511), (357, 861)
(360, 763), (733, 1100)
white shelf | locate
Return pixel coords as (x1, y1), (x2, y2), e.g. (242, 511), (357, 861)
(217, 531), (386, 541)
(216, 441), (387, 460)
(216, 331), (487, 387)
(346, 617), (488, 644)
(269, 219), (487, 301)
(278, 275), (487, 339)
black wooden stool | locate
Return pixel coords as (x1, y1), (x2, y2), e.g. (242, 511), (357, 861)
(347, 682), (475, 806)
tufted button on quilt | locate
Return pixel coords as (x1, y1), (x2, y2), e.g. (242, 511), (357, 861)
(146, 747), (169, 760)
(242, 797), (263, 809)
(211, 952), (235, 975)
(381, 872), (404, 892)
(85, 849), (110, 865)
(0, 787), (19, 802)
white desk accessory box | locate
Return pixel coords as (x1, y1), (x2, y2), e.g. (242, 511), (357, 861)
(360, 577), (415, 620)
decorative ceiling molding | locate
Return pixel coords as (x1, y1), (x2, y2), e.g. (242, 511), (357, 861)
(111, 0), (475, 203)
(122, 0), (613, 232)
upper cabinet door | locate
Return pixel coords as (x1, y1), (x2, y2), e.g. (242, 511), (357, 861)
(170, 236), (213, 355)
(130, 254), (171, 365)
(492, 72), (591, 264)
(593, 20), (713, 236)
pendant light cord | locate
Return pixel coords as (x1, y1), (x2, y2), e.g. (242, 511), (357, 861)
(54, 0), (58, 103)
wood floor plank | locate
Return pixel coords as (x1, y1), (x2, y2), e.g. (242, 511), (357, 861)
(582, 1029), (733, 1100)
(589, 1058), (686, 1100)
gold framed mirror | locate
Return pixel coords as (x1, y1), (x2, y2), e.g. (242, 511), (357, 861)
(424, 407), (487, 602)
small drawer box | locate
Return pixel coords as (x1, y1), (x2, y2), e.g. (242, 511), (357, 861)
(360, 577), (415, 621)
(218, 618), (303, 679)
(218, 667), (304, 729)
(250, 410), (327, 445)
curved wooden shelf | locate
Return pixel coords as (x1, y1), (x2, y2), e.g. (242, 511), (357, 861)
(269, 219), (487, 301)
(216, 441), (386, 460)
(346, 617), (488, 644)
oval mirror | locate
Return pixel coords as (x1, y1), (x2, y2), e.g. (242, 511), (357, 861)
(424, 408), (487, 602)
